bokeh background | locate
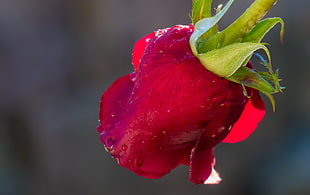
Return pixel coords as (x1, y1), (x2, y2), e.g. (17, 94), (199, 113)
(1, 0), (309, 194)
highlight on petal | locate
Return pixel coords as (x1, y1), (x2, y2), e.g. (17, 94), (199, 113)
(204, 158), (222, 184)
(222, 90), (265, 143)
(132, 32), (155, 71)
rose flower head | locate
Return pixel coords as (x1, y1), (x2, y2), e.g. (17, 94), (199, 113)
(97, 0), (284, 184)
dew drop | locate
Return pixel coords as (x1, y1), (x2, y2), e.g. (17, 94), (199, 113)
(141, 140), (145, 144)
(110, 112), (116, 118)
(200, 104), (205, 109)
(99, 131), (106, 136)
(218, 126), (226, 133)
(217, 4), (223, 10)
(211, 134), (216, 138)
(122, 145), (128, 151)
(167, 109), (172, 113)
(161, 130), (167, 135)
(218, 103), (226, 108)
(134, 158), (143, 168)
(129, 72), (137, 82)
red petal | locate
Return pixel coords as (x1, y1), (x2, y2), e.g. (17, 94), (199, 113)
(98, 74), (134, 134)
(222, 90), (265, 143)
(190, 146), (215, 184)
(132, 32), (155, 71)
(99, 25), (251, 182)
(189, 99), (246, 184)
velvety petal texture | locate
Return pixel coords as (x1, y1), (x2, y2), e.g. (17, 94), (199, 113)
(98, 25), (265, 184)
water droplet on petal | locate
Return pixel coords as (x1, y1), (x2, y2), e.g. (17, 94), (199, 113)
(167, 109), (172, 113)
(161, 130), (167, 135)
(122, 145), (128, 151)
(218, 126), (226, 133)
(219, 103), (224, 107)
(110, 112), (116, 118)
(141, 140), (145, 144)
(129, 72), (137, 82)
(134, 158), (143, 168)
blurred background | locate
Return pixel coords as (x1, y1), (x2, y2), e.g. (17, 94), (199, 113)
(0, 0), (309, 194)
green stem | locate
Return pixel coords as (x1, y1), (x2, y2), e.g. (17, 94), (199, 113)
(192, 0), (213, 25)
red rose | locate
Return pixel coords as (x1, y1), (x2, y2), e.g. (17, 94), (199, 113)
(97, 25), (265, 184)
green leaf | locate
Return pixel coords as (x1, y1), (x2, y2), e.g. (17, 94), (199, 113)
(228, 66), (277, 111)
(243, 17), (285, 43)
(196, 42), (270, 77)
(189, 0), (234, 55)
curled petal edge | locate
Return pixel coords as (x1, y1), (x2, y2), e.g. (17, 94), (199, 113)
(222, 90), (265, 143)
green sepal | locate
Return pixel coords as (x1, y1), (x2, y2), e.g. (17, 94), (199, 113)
(196, 0), (278, 53)
(190, 0), (284, 110)
(196, 42), (270, 77)
(253, 52), (284, 93)
(243, 17), (285, 43)
(228, 66), (277, 111)
(190, 0), (234, 55)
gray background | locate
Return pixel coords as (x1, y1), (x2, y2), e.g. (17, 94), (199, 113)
(1, 0), (309, 194)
